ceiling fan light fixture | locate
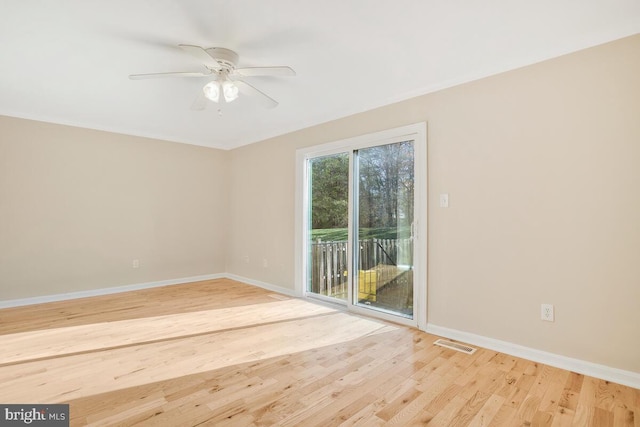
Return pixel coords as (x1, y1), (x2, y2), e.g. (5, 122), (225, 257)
(131, 45), (294, 109)
(222, 80), (239, 102)
(203, 81), (220, 103)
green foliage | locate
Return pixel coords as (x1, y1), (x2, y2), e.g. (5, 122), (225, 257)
(358, 141), (414, 229)
(310, 228), (348, 241)
(309, 154), (349, 229)
(309, 140), (415, 232)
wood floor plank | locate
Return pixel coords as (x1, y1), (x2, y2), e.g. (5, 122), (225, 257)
(467, 394), (505, 427)
(427, 395), (469, 426)
(612, 406), (635, 427)
(558, 371), (584, 411)
(448, 390), (491, 427)
(340, 403), (387, 427)
(550, 406), (575, 427)
(0, 278), (637, 426)
(487, 403), (518, 427)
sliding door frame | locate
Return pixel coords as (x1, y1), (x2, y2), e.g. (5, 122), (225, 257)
(295, 122), (427, 330)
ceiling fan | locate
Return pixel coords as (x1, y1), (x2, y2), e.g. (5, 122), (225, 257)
(129, 45), (295, 109)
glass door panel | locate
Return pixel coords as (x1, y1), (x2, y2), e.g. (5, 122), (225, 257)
(306, 153), (349, 301)
(354, 141), (414, 318)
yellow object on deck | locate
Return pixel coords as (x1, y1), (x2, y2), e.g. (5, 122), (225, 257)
(358, 269), (377, 301)
(340, 269), (378, 301)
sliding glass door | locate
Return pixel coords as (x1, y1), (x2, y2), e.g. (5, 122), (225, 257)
(306, 152), (349, 301)
(298, 123), (426, 327)
(353, 141), (414, 318)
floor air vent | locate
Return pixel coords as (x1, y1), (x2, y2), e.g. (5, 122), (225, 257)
(434, 339), (477, 355)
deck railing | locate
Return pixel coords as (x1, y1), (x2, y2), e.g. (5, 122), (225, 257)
(309, 238), (413, 299)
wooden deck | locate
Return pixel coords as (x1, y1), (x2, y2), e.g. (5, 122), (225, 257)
(0, 278), (637, 426)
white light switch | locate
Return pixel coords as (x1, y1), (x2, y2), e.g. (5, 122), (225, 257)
(439, 193), (449, 208)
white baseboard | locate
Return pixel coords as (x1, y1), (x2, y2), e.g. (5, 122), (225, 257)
(426, 324), (640, 390)
(223, 273), (299, 298)
(0, 273), (296, 310)
(0, 273), (225, 309)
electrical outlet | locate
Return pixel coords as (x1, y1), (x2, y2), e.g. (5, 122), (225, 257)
(262, 259), (269, 268)
(132, 259), (139, 269)
(541, 304), (554, 322)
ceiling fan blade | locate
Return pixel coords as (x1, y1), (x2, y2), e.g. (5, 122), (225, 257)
(129, 71), (211, 80)
(191, 90), (208, 111)
(234, 80), (278, 109)
(235, 66), (296, 77)
(178, 44), (222, 70)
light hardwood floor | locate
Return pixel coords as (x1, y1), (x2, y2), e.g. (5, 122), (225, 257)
(0, 279), (637, 426)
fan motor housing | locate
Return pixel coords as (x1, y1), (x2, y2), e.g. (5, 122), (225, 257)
(205, 47), (239, 70)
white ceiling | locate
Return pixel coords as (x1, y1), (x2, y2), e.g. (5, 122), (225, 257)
(1, 1), (639, 150)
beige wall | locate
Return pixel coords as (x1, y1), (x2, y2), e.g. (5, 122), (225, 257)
(0, 117), (228, 299)
(227, 34), (640, 372)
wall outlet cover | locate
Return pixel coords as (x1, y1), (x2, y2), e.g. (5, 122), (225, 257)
(541, 303), (554, 322)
